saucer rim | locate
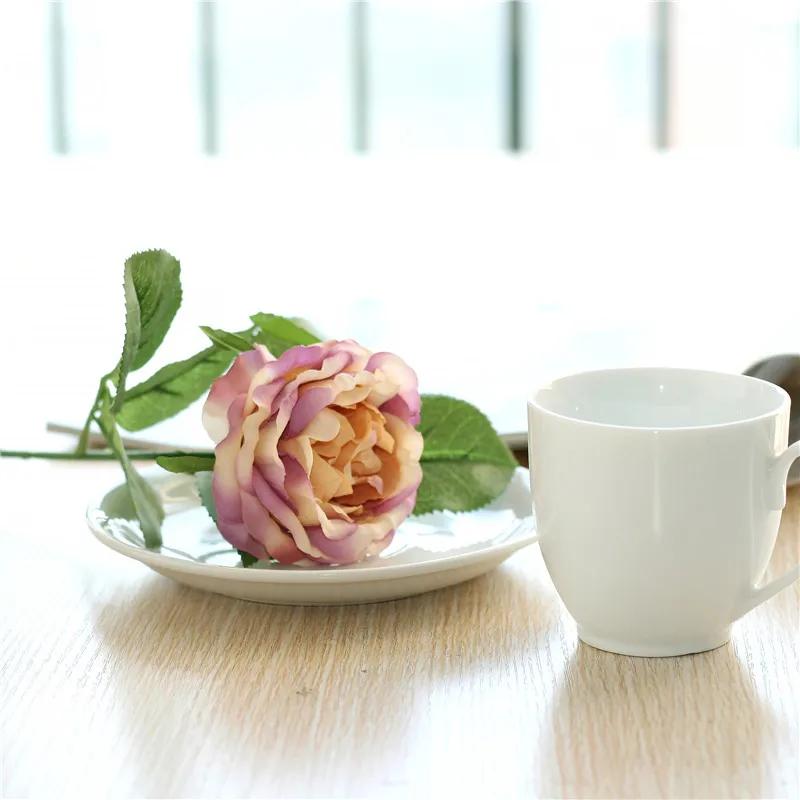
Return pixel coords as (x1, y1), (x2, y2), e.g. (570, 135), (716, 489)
(86, 467), (538, 585)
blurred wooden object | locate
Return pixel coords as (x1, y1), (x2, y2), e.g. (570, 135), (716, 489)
(1, 455), (797, 799)
(45, 422), (201, 454)
(509, 438), (529, 468)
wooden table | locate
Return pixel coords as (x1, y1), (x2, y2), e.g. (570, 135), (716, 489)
(1, 458), (798, 799)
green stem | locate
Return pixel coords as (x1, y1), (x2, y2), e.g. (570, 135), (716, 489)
(75, 416), (96, 456)
(0, 450), (207, 461)
(75, 373), (114, 455)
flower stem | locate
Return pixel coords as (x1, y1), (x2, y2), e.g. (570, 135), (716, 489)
(0, 450), (203, 461)
(76, 374), (114, 455)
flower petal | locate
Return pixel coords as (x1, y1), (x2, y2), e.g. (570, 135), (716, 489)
(364, 482), (418, 516)
(365, 529), (396, 557)
(278, 435), (314, 475)
(236, 406), (272, 493)
(286, 385), (337, 438)
(251, 468), (309, 545)
(305, 524), (363, 563)
(301, 407), (342, 442)
(205, 340), (424, 568)
(241, 492), (305, 564)
(366, 352), (421, 425)
(310, 451), (350, 503)
(282, 454), (324, 529)
(202, 346), (273, 443)
(217, 519), (262, 556)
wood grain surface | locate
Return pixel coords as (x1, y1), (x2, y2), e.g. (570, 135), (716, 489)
(1, 459), (798, 799)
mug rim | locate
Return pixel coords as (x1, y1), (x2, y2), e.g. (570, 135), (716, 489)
(529, 366), (791, 432)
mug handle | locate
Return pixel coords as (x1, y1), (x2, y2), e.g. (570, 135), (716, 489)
(736, 441), (800, 619)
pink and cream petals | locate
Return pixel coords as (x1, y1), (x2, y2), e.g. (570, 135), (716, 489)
(202, 340), (423, 566)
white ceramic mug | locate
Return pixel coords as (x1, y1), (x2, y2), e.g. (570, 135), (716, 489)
(527, 367), (800, 657)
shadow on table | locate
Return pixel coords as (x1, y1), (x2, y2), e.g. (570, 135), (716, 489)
(90, 557), (558, 797)
(536, 639), (786, 800)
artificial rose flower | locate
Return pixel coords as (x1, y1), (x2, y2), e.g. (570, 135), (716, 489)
(202, 340), (423, 566)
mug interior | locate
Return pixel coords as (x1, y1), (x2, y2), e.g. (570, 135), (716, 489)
(532, 368), (788, 429)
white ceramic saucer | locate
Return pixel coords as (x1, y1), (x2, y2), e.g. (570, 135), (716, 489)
(87, 467), (538, 605)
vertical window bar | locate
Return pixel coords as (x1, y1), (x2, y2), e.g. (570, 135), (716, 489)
(49, 0), (69, 154)
(199, 0), (219, 154)
(507, 0), (524, 151)
(653, 0), (673, 149)
(352, 1), (369, 152)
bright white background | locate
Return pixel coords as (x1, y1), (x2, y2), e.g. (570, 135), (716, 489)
(1, 155), (798, 449)
(0, 1), (798, 449)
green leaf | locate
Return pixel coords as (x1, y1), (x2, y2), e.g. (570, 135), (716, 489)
(413, 394), (517, 516)
(156, 454), (216, 474)
(414, 462), (518, 516)
(288, 317), (326, 340)
(113, 261), (142, 410)
(250, 313), (320, 357)
(199, 326), (254, 353)
(238, 550), (259, 567)
(116, 345), (234, 431)
(126, 250), (182, 371)
(417, 395), (518, 465)
(97, 390), (164, 547)
(195, 471), (218, 525)
(100, 481), (137, 520)
(113, 250), (182, 412)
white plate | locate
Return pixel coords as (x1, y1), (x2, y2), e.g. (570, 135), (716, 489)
(87, 467), (538, 605)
